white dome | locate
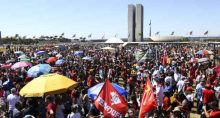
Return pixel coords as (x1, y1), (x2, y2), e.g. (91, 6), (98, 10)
(150, 36), (183, 42)
(105, 37), (124, 43)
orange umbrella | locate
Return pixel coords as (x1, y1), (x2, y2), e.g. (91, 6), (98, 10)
(46, 57), (57, 63)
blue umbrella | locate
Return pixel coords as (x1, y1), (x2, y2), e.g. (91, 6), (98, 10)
(88, 82), (127, 100)
(55, 59), (65, 65)
(36, 51), (46, 55)
(27, 64), (51, 78)
(74, 51), (84, 57)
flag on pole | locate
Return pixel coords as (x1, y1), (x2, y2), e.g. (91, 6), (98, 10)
(102, 34), (105, 39)
(171, 31), (174, 35)
(189, 31), (193, 35)
(149, 20), (151, 26)
(94, 79), (128, 118)
(204, 31), (208, 35)
(139, 78), (156, 118)
(162, 49), (167, 65)
(88, 34), (92, 38)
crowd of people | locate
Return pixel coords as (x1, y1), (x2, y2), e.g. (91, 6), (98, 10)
(0, 43), (219, 118)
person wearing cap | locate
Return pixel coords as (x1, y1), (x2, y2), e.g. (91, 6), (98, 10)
(6, 88), (20, 118)
(185, 86), (194, 111)
(202, 84), (215, 110)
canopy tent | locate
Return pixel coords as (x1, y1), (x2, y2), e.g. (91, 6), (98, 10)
(105, 37), (124, 44)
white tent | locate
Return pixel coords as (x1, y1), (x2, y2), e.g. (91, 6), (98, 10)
(105, 37), (124, 44)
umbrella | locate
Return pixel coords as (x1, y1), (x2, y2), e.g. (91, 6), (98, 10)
(55, 59), (65, 65)
(198, 58), (209, 63)
(88, 82), (127, 100)
(74, 51), (84, 56)
(27, 64), (51, 78)
(196, 49), (213, 55)
(188, 58), (198, 63)
(36, 51), (46, 55)
(56, 54), (62, 58)
(101, 47), (115, 50)
(11, 62), (32, 69)
(6, 59), (15, 63)
(19, 73), (78, 97)
(20, 58), (31, 62)
(46, 57), (57, 63)
(18, 55), (28, 59)
(82, 56), (93, 61)
(1, 63), (12, 69)
(14, 51), (24, 54)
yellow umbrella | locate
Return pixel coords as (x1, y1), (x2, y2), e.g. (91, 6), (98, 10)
(19, 73), (77, 97)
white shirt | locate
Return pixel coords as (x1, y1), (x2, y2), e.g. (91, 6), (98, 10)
(186, 93), (194, 102)
(165, 76), (173, 86)
(195, 75), (201, 83)
(156, 85), (164, 106)
(7, 94), (20, 111)
(176, 80), (184, 93)
(67, 112), (81, 118)
(174, 73), (181, 82)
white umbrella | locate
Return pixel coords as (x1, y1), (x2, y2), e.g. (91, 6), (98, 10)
(15, 51), (24, 54)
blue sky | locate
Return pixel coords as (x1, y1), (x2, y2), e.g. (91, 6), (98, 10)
(0, 0), (220, 39)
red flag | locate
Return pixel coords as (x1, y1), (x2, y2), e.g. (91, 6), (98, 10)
(94, 79), (128, 118)
(139, 78), (156, 118)
(162, 50), (167, 65)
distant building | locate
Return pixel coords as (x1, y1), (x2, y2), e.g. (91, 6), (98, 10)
(135, 4), (144, 42)
(128, 4), (136, 42)
(128, 4), (144, 42)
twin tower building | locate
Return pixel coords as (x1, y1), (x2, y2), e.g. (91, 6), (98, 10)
(128, 4), (144, 42)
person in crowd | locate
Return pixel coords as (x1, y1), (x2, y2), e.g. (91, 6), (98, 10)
(202, 101), (220, 118)
(196, 78), (205, 113)
(67, 104), (81, 118)
(7, 88), (20, 118)
(45, 96), (56, 118)
(202, 84), (215, 110)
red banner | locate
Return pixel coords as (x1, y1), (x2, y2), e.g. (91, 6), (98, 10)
(139, 78), (156, 118)
(94, 79), (128, 118)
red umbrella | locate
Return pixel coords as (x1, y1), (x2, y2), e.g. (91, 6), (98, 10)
(46, 57), (57, 63)
(1, 63), (12, 69)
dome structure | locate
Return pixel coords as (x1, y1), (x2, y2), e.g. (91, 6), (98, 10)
(105, 37), (124, 43)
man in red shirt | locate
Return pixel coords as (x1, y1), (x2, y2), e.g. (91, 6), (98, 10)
(202, 84), (215, 107)
(203, 101), (220, 118)
(46, 96), (56, 118)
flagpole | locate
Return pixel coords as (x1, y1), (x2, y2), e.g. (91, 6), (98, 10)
(149, 20), (151, 37)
